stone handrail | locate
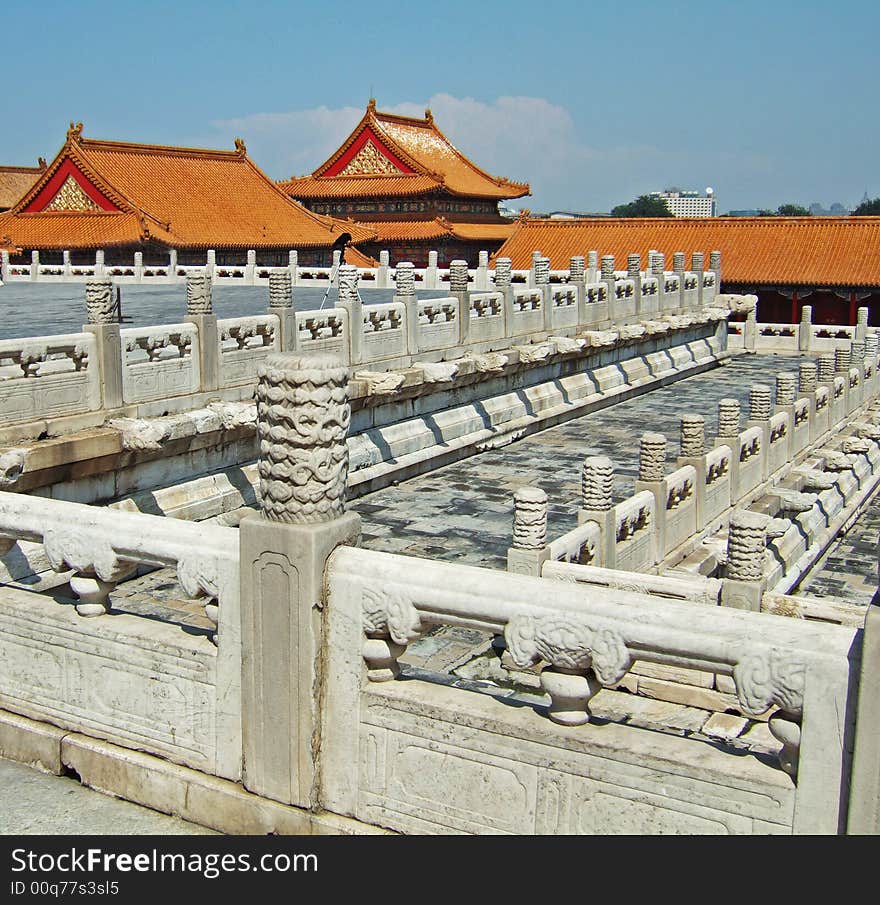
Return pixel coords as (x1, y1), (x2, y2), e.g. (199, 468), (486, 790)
(547, 521), (600, 565)
(0, 490), (236, 624)
(330, 542), (858, 832)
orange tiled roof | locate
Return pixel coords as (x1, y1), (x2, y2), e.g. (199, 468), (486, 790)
(0, 162), (46, 210)
(364, 217), (518, 244)
(494, 217), (880, 288)
(1, 123), (376, 250)
(284, 100), (530, 202)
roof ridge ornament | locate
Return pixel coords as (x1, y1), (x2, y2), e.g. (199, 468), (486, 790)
(367, 98), (377, 112)
(38, 157), (47, 170)
(234, 137), (247, 155)
(67, 122), (84, 143)
(425, 107), (433, 123)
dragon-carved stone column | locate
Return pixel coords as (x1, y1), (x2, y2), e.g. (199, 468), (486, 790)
(83, 277), (124, 409)
(239, 351), (361, 809)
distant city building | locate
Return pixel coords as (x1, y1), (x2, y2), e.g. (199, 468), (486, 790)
(650, 188), (717, 218)
(726, 209), (760, 217)
(809, 201), (850, 216)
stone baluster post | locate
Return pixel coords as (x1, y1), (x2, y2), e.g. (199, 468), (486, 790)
(634, 432), (667, 561)
(856, 306), (870, 343)
(818, 352), (834, 384)
(747, 383), (773, 480)
(185, 271), (219, 391)
(375, 250), (390, 289)
(799, 360), (819, 443)
(394, 261), (418, 356)
(709, 249), (722, 292)
(168, 248), (178, 282)
(715, 398), (742, 497)
(330, 249), (341, 285)
(133, 251), (143, 283)
(94, 249), (104, 278)
(449, 259), (471, 347)
(627, 253), (643, 319)
(798, 304), (813, 352)
(424, 250), (438, 290)
(288, 249), (299, 287)
(528, 250), (542, 288)
(569, 255), (587, 326)
(268, 271), (296, 352)
(600, 255), (616, 321)
(62, 249), (71, 278)
(835, 345), (851, 373)
(335, 264), (363, 365)
(534, 255), (552, 332)
(677, 414), (708, 528)
(775, 372), (798, 461)
(205, 249), (216, 279)
(866, 335), (879, 398)
(691, 251), (705, 307)
(83, 277), (123, 410)
(652, 252), (670, 313)
(850, 340), (866, 409)
(673, 251), (687, 310)
(29, 250), (39, 281)
(578, 455), (616, 568)
(0, 249), (9, 282)
(494, 256), (513, 340)
(507, 486), (550, 576)
(586, 250), (599, 284)
(245, 248), (256, 284)
(475, 250), (489, 290)
(240, 351), (361, 808)
(721, 509), (767, 610)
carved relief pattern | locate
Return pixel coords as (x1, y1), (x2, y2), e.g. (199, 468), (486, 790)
(818, 354), (835, 382)
(512, 487), (547, 549)
(626, 254), (641, 277)
(534, 257), (550, 285)
(255, 352), (350, 523)
(85, 278), (116, 324)
(638, 433), (667, 482)
(42, 529), (133, 582)
(733, 651), (806, 717)
(186, 272), (213, 315)
(44, 175), (101, 212)
(268, 272), (292, 308)
(726, 511), (766, 582)
(337, 264), (360, 304)
(362, 586), (422, 644)
(581, 456), (614, 511)
(338, 140), (403, 176)
(749, 384), (772, 421)
(394, 262), (415, 297)
(600, 255), (615, 278)
(691, 252), (705, 271)
(799, 361), (817, 395)
(494, 258), (512, 288)
(569, 256), (585, 281)
(504, 613), (632, 686)
(834, 347), (851, 373)
(776, 373), (796, 406)
(718, 399), (741, 438)
(680, 414), (705, 458)
(449, 260), (469, 292)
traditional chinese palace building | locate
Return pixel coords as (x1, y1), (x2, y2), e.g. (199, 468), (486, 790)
(280, 100), (530, 267)
(0, 124), (375, 267)
(496, 216), (880, 325)
(0, 161), (46, 212)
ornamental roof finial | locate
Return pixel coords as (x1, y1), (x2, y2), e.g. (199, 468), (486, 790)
(367, 98), (377, 112)
(425, 107), (433, 123)
(234, 137), (247, 154)
(67, 122), (83, 142)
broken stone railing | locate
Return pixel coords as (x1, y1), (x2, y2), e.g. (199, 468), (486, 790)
(0, 263), (730, 431)
(324, 543), (860, 834)
(511, 357), (880, 583)
(0, 490), (241, 780)
(728, 303), (875, 353)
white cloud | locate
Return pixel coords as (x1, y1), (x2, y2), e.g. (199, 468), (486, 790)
(211, 95), (775, 212)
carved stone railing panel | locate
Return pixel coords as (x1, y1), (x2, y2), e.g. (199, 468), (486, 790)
(704, 444), (732, 524)
(217, 315), (280, 388)
(417, 297), (459, 352)
(121, 323), (200, 404)
(547, 521), (600, 566)
(330, 544), (857, 807)
(511, 288), (544, 335)
(0, 332), (100, 424)
(613, 490), (656, 572)
(362, 302), (407, 363)
(295, 308), (349, 360)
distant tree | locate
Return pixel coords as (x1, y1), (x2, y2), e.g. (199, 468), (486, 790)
(756, 209), (776, 216)
(610, 195), (673, 217)
(853, 197), (880, 215)
(776, 204), (811, 216)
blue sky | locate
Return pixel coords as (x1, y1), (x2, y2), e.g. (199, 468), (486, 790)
(3, 0), (876, 213)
